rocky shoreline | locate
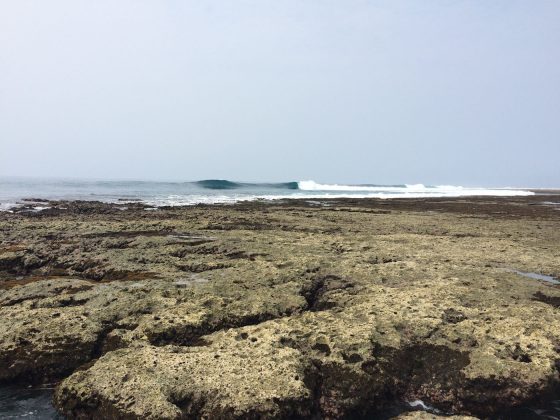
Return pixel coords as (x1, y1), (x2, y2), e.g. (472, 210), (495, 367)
(1, 196), (559, 419)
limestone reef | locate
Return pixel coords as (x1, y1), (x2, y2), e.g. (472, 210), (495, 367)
(1, 196), (559, 418)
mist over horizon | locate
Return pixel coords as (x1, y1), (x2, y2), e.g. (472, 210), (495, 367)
(1, 1), (559, 187)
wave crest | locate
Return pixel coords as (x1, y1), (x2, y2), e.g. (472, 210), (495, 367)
(298, 180), (402, 192)
(195, 180), (299, 190)
(195, 180), (242, 189)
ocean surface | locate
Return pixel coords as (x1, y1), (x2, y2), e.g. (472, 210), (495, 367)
(0, 178), (535, 210)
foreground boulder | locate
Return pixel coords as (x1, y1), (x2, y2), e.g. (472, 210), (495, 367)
(55, 277), (560, 418)
(54, 337), (312, 419)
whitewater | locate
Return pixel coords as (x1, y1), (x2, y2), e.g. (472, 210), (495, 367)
(0, 178), (535, 210)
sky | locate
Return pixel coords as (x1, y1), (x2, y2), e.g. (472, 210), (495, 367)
(0, 1), (559, 187)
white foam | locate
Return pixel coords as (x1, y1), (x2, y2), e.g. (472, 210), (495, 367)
(297, 180), (534, 197)
(0, 202), (17, 211)
(407, 399), (441, 413)
(140, 186), (533, 207)
(298, 180), (393, 192)
(408, 400), (431, 410)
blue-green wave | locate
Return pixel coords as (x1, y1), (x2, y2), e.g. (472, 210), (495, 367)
(195, 180), (299, 190)
(195, 180), (243, 189)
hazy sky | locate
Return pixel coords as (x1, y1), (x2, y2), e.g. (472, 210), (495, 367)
(1, 1), (559, 186)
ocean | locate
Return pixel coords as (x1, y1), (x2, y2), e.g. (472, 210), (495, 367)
(0, 178), (535, 211)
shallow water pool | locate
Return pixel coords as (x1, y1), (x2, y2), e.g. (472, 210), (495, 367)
(0, 386), (61, 419)
(510, 269), (560, 285)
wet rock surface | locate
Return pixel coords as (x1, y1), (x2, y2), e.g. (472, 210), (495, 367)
(1, 196), (560, 418)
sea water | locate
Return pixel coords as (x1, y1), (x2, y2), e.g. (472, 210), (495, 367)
(0, 177), (535, 211)
(0, 386), (61, 419)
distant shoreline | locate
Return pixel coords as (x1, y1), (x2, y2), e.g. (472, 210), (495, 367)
(4, 193), (560, 220)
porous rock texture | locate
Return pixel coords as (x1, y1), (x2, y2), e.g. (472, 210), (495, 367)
(0, 196), (559, 418)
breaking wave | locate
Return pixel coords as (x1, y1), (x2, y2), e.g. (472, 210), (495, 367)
(297, 180), (534, 196)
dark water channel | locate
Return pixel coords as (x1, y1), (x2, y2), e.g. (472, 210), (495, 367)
(0, 386), (61, 419)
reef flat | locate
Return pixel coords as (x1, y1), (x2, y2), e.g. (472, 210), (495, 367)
(1, 195), (559, 419)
